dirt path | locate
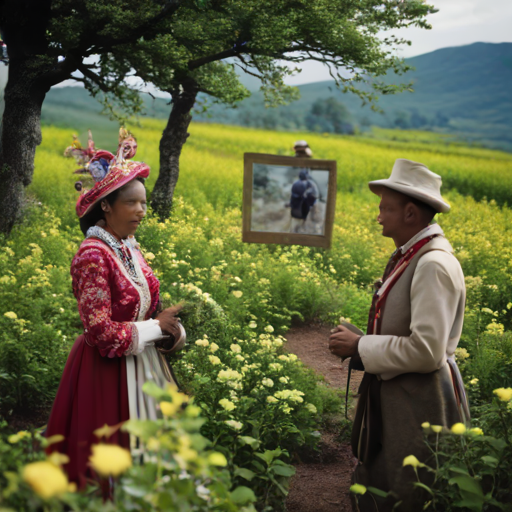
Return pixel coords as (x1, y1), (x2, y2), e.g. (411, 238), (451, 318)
(284, 325), (363, 512)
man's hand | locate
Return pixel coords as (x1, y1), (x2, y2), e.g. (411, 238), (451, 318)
(328, 325), (360, 358)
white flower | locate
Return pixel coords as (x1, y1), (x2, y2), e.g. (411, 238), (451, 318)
(232, 291), (243, 298)
(266, 396), (278, 403)
(264, 325), (274, 333)
(230, 344), (242, 354)
(262, 378), (274, 388)
(209, 343), (219, 352)
(195, 339), (209, 347)
(248, 321), (257, 329)
(224, 420), (243, 431)
(306, 403), (317, 414)
(279, 376), (289, 384)
(208, 355), (221, 365)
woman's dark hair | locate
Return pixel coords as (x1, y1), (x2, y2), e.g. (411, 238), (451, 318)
(79, 178), (145, 236)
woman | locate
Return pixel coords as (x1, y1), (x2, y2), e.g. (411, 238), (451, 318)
(46, 128), (184, 488)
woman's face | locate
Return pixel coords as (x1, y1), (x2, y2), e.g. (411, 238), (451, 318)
(102, 180), (146, 239)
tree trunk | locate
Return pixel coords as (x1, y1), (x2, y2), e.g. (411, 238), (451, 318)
(0, 55), (48, 235)
(151, 78), (199, 220)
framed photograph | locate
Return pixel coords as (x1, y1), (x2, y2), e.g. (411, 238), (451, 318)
(242, 153), (337, 248)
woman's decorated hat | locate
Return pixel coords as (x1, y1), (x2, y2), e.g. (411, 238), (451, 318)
(73, 128), (150, 218)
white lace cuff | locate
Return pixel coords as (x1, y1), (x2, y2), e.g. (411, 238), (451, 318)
(125, 320), (163, 355)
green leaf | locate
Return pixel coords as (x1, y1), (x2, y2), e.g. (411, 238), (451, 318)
(122, 419), (160, 438)
(234, 467), (257, 481)
(481, 455), (499, 468)
(142, 381), (166, 400)
(271, 464), (296, 477)
(412, 482), (434, 496)
(367, 486), (388, 498)
(448, 475), (484, 497)
(230, 486), (257, 505)
(238, 436), (261, 449)
(449, 466), (471, 476)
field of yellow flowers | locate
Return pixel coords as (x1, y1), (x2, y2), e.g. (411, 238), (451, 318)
(1, 121), (512, 510)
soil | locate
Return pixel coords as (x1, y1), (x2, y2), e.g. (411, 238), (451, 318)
(284, 324), (364, 512)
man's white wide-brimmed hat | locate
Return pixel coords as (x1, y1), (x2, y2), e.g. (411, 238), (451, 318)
(368, 158), (450, 213)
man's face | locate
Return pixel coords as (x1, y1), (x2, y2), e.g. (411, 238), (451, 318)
(377, 188), (407, 239)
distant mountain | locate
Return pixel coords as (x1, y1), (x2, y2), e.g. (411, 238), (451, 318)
(197, 42), (512, 151)
(6, 41), (507, 151)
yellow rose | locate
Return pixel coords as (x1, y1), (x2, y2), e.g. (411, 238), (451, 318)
(207, 452), (228, 466)
(89, 444), (132, 477)
(493, 387), (512, 402)
(403, 455), (422, 468)
(349, 484), (367, 495)
(451, 423), (467, 435)
(23, 461), (69, 499)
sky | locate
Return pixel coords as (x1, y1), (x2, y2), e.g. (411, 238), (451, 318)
(51, 0), (512, 92)
(285, 0), (512, 85)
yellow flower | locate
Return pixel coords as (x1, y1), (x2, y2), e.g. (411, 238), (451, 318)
(209, 342), (219, 352)
(230, 343), (242, 353)
(47, 452), (70, 466)
(349, 484), (367, 495)
(403, 455), (422, 468)
(431, 425), (443, 433)
(207, 452), (228, 466)
(262, 378), (274, 387)
(249, 321), (257, 329)
(195, 339), (209, 347)
(421, 422), (430, 429)
(232, 290), (243, 298)
(493, 387), (512, 402)
(219, 398), (236, 411)
(145, 252), (156, 260)
(267, 396), (278, 403)
(469, 378), (479, 385)
(451, 423), (467, 435)
(23, 461), (69, 499)
(89, 444), (132, 477)
(209, 355), (221, 365)
(264, 325), (274, 333)
(469, 427), (484, 436)
(4, 311), (17, 320)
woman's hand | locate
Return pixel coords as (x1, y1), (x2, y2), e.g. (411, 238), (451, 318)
(156, 304), (183, 339)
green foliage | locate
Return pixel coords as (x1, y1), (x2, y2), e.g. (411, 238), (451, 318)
(0, 386), (257, 511)
(410, 396), (512, 511)
(4, 121), (512, 508)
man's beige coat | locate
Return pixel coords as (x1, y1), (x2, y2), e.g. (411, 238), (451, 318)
(353, 225), (466, 511)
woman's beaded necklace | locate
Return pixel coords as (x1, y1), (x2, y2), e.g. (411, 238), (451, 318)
(86, 226), (144, 287)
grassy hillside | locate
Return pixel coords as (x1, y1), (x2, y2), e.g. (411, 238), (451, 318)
(198, 43), (512, 151)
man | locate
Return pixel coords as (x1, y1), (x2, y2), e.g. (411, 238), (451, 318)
(293, 140), (313, 158)
(329, 159), (468, 511)
(288, 169), (319, 233)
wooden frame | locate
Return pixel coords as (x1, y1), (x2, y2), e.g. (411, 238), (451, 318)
(242, 153), (337, 248)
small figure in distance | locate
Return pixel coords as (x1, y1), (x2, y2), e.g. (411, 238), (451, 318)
(293, 140), (313, 158)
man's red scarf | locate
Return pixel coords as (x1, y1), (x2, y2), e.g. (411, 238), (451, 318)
(367, 234), (439, 335)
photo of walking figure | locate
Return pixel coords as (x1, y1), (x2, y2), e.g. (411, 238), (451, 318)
(251, 141), (328, 236)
